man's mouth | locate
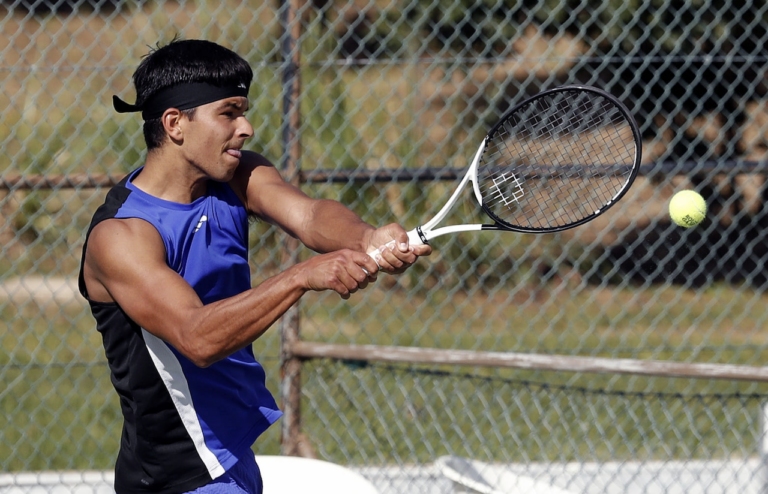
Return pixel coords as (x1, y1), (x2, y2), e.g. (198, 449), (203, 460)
(226, 149), (242, 159)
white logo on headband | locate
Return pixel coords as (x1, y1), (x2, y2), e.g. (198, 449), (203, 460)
(238, 83), (246, 89)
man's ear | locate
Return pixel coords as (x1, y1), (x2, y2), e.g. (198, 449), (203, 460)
(161, 108), (184, 143)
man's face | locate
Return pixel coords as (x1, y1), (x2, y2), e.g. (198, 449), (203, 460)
(179, 96), (253, 181)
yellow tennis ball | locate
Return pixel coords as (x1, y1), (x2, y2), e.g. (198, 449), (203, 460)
(669, 190), (707, 227)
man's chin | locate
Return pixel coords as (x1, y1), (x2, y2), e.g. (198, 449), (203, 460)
(208, 164), (239, 183)
(220, 169), (238, 182)
(218, 154), (242, 179)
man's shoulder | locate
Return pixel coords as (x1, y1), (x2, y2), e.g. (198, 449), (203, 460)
(90, 215), (160, 238)
(228, 151), (282, 213)
(81, 216), (166, 301)
(88, 218), (165, 261)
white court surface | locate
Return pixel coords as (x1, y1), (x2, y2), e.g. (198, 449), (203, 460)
(437, 456), (577, 494)
(255, 455), (379, 494)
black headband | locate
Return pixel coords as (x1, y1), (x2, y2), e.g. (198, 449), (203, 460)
(113, 81), (250, 120)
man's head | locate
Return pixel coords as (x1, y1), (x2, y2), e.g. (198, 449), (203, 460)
(117, 39), (253, 150)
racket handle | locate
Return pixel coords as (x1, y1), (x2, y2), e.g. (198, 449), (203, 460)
(364, 229), (424, 272)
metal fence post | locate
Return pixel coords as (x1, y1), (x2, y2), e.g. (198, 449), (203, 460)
(761, 401), (768, 493)
(278, 0), (313, 458)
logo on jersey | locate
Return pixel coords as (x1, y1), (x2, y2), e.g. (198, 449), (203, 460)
(194, 215), (208, 233)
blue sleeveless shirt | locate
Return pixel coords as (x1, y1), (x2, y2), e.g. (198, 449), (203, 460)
(79, 168), (282, 494)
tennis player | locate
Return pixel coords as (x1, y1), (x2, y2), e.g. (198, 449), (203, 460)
(78, 38), (430, 494)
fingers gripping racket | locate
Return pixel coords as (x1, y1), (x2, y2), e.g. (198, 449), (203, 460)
(369, 85), (641, 261)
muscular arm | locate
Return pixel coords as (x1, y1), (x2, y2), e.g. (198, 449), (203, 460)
(82, 217), (378, 367)
(231, 151), (431, 270)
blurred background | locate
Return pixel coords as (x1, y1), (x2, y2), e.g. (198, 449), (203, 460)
(1, 0), (768, 492)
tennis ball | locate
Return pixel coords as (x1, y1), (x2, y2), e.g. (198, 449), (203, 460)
(669, 190), (707, 227)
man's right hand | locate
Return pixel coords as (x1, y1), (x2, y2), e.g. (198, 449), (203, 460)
(297, 249), (379, 300)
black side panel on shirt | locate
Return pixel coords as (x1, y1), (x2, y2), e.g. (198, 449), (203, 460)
(91, 302), (212, 494)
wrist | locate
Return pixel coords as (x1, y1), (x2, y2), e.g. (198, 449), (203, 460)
(285, 262), (312, 293)
(360, 226), (378, 254)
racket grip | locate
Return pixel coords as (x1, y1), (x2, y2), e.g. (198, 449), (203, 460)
(364, 229), (424, 272)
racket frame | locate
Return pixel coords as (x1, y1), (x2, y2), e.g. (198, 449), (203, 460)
(409, 84), (641, 245)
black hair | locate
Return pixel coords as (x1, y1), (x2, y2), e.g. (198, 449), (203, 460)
(133, 39), (253, 150)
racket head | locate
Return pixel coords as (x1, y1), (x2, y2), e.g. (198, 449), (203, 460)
(476, 85), (642, 233)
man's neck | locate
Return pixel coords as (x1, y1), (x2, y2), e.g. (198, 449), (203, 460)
(132, 149), (208, 204)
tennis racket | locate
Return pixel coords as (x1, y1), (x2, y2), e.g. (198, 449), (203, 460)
(369, 85), (641, 261)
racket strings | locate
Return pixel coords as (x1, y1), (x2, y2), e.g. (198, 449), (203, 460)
(478, 91), (637, 230)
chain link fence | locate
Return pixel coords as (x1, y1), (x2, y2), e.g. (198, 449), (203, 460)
(2, 0), (768, 492)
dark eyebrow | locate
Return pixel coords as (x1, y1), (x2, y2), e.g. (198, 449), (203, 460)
(219, 99), (249, 112)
